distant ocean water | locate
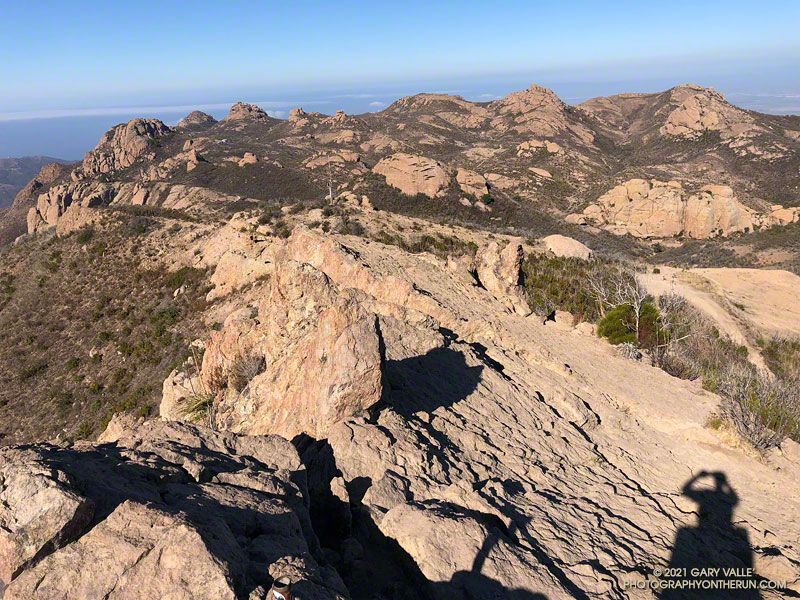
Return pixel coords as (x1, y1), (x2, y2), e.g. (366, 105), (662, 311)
(0, 110), (231, 161)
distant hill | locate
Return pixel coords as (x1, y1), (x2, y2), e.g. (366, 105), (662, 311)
(0, 156), (71, 208)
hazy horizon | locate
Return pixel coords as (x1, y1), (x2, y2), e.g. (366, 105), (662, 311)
(3, 75), (800, 160)
(2, 0), (799, 158)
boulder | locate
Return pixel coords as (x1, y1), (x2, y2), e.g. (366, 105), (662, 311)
(455, 168), (488, 197)
(159, 367), (202, 421)
(542, 234), (593, 260)
(0, 457), (95, 586)
(372, 153), (450, 197)
(529, 167), (552, 179)
(201, 259), (384, 439)
(475, 240), (530, 315)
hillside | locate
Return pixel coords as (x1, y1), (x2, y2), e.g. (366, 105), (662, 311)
(1, 85), (799, 598)
(0, 156), (71, 208)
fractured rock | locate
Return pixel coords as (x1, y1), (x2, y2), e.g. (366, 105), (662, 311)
(475, 240), (530, 315)
(0, 421), (348, 599)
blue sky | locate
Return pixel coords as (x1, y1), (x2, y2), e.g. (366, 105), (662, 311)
(1, 0), (800, 157)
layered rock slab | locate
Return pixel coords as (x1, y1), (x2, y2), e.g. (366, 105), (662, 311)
(217, 228), (800, 599)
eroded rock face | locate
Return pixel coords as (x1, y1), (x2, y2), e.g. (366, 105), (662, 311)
(200, 258), (384, 440)
(222, 102), (270, 122)
(0, 420), (348, 600)
(183, 228), (797, 598)
(79, 119), (171, 178)
(489, 84), (595, 144)
(10, 162), (72, 209)
(577, 179), (758, 238)
(456, 168), (488, 197)
(475, 240), (530, 315)
(176, 110), (217, 128)
(26, 182), (115, 234)
(372, 153), (451, 197)
(661, 85), (758, 139)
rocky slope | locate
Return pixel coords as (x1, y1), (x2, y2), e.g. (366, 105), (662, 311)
(1, 84), (800, 599)
(159, 226), (799, 598)
(0, 156), (70, 208)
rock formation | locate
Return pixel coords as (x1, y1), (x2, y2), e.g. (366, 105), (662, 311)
(26, 181), (114, 234)
(176, 110), (217, 128)
(455, 168), (489, 197)
(176, 227), (798, 598)
(475, 239), (531, 315)
(200, 256), (384, 440)
(576, 179), (759, 238)
(660, 85), (759, 139)
(372, 153), (450, 197)
(78, 119), (171, 178)
(489, 84), (595, 144)
(222, 102), (270, 122)
(542, 234), (593, 260)
(0, 420), (348, 599)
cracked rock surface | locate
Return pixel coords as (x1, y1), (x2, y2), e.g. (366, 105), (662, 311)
(0, 420), (348, 600)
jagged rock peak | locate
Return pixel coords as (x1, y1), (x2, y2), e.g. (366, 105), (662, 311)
(490, 83), (566, 111)
(222, 102), (269, 121)
(176, 110), (217, 128)
(79, 118), (171, 177)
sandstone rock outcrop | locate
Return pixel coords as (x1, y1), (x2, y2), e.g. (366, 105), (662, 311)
(455, 168), (488, 197)
(26, 181), (114, 234)
(372, 153), (450, 197)
(199, 257), (384, 440)
(542, 234), (593, 260)
(577, 179), (758, 238)
(176, 110), (217, 128)
(475, 240), (530, 315)
(10, 162), (71, 209)
(660, 85), (759, 139)
(0, 420), (348, 599)
(78, 119), (171, 178)
(222, 102), (270, 122)
(218, 229), (798, 598)
(489, 84), (594, 144)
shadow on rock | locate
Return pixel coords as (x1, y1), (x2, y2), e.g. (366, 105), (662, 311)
(2, 423), (349, 599)
(380, 345), (485, 417)
(294, 345), (550, 599)
(661, 471), (761, 599)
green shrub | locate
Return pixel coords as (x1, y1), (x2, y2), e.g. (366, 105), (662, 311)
(597, 302), (661, 348)
(522, 253), (625, 323)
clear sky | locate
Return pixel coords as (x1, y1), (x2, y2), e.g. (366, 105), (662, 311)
(2, 0), (800, 157)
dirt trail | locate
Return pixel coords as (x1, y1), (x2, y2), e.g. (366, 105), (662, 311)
(640, 266), (769, 371)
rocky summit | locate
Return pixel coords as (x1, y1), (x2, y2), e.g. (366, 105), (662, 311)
(1, 83), (800, 599)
